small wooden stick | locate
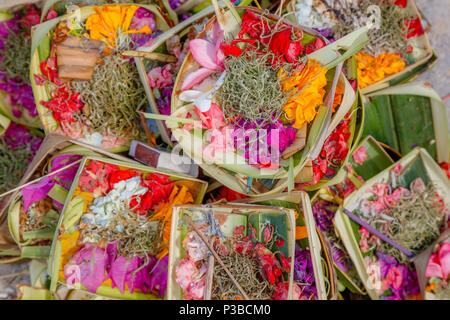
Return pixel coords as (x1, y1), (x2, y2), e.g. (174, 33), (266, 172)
(184, 214), (250, 300)
(139, 112), (157, 148)
(0, 159), (82, 200)
(204, 256), (215, 300)
(121, 50), (177, 63)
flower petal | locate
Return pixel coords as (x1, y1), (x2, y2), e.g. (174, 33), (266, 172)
(190, 39), (220, 70)
(439, 243), (450, 279)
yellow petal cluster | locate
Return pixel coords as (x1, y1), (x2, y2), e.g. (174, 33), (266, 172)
(356, 52), (406, 88)
(85, 5), (152, 48)
(278, 59), (327, 129)
(151, 184), (194, 259)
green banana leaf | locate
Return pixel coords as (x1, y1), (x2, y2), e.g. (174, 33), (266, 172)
(303, 88), (365, 191)
(362, 82), (449, 163)
(18, 285), (55, 300)
(22, 246), (51, 259)
(0, 112), (10, 136)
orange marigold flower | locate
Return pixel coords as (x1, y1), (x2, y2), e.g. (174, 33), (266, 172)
(278, 59), (327, 129)
(356, 52), (406, 88)
(332, 85), (344, 112)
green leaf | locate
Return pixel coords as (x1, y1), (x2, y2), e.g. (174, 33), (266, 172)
(335, 266), (365, 295)
(21, 246), (51, 259)
(38, 34), (51, 63)
(61, 196), (85, 231)
(29, 260), (49, 289)
(362, 95), (399, 151)
(7, 198), (21, 244)
(18, 286), (54, 300)
(0, 11), (14, 22)
(349, 136), (394, 181)
(22, 228), (56, 241)
(142, 111), (196, 124)
(249, 211), (290, 256)
(363, 95), (437, 160)
(301, 33), (316, 46)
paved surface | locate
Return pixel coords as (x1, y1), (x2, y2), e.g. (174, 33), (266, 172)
(0, 0), (449, 299)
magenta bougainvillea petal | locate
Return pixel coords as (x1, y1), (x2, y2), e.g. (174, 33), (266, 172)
(22, 177), (56, 212)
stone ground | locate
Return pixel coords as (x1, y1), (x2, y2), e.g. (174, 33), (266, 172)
(0, 0), (449, 300)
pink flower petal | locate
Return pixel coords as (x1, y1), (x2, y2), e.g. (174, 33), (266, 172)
(438, 243), (450, 279)
(69, 244), (107, 293)
(34, 74), (47, 85)
(181, 68), (215, 91)
(425, 253), (443, 279)
(64, 264), (81, 286)
(392, 163), (403, 174)
(22, 177), (56, 213)
(216, 49), (225, 67)
(209, 22), (224, 45)
(190, 39), (220, 70)
(352, 146), (369, 165)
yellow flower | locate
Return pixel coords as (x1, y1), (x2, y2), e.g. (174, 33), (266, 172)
(356, 52), (406, 88)
(278, 59), (327, 129)
(151, 184), (194, 259)
(85, 5), (152, 48)
(58, 230), (81, 281)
